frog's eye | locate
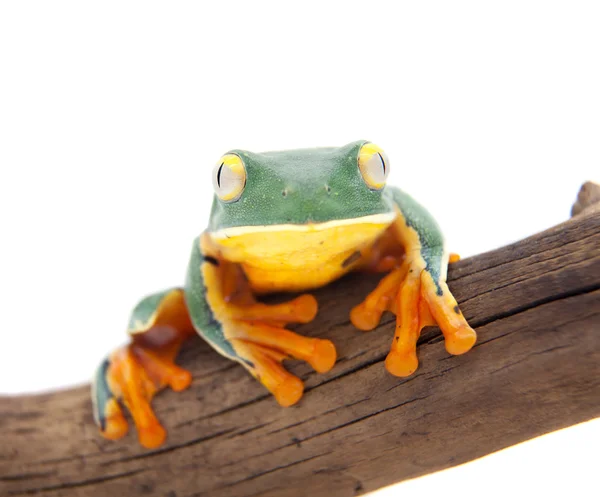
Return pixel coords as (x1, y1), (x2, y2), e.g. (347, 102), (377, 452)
(358, 143), (389, 190)
(212, 154), (246, 202)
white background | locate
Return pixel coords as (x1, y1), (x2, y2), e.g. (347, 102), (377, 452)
(0, 1), (598, 495)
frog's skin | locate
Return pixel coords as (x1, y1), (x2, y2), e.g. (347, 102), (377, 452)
(92, 141), (477, 448)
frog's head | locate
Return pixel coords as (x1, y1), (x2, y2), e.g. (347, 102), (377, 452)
(208, 140), (395, 229)
(207, 140), (397, 268)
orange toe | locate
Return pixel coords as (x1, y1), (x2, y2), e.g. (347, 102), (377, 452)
(385, 349), (419, 377)
(273, 376), (304, 407)
(169, 369), (193, 392)
(350, 305), (381, 331)
(138, 422), (167, 449)
(445, 325), (477, 355)
(308, 339), (337, 373)
(294, 294), (319, 323)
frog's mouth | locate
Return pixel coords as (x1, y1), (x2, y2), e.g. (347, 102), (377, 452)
(209, 211), (397, 273)
(210, 212), (396, 240)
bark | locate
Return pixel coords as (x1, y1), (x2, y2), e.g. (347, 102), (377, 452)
(1, 184), (599, 497)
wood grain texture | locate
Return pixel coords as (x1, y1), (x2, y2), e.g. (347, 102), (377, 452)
(1, 203), (599, 497)
(572, 181), (600, 216)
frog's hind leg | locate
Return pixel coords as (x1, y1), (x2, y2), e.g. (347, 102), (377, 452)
(92, 358), (128, 441)
(92, 288), (194, 449)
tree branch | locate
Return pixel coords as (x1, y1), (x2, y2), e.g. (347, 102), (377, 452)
(1, 185), (599, 497)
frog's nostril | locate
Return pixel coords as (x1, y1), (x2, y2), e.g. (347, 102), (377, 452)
(325, 185), (332, 194)
(282, 189), (288, 197)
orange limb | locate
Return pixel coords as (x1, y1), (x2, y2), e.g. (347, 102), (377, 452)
(198, 235), (336, 410)
(107, 346), (165, 448)
(350, 264), (407, 330)
(348, 221), (406, 274)
(384, 270), (421, 376)
(230, 339), (305, 407)
(229, 294), (318, 325)
(223, 298), (335, 407)
(134, 344), (192, 392)
(99, 398), (128, 441)
(351, 258), (476, 378)
(102, 325), (193, 449)
(421, 274), (477, 355)
(229, 321), (336, 374)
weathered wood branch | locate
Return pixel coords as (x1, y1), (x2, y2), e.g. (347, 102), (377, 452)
(1, 185), (599, 497)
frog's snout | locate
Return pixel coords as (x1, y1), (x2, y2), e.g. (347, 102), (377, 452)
(276, 182), (347, 224)
(279, 184), (334, 199)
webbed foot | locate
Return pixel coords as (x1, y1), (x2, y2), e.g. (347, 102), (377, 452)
(351, 258), (476, 377)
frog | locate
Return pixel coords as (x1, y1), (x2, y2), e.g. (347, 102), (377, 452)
(92, 140), (477, 449)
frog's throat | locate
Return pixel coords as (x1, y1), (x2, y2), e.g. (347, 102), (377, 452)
(209, 212), (396, 239)
(208, 212), (397, 293)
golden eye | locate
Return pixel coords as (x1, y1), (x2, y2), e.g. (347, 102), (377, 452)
(212, 154), (246, 202)
(358, 143), (389, 190)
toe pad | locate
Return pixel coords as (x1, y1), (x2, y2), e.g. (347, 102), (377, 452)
(274, 376), (304, 407)
(385, 349), (419, 377)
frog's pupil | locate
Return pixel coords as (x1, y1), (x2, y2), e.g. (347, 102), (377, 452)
(377, 152), (386, 175)
(217, 163), (224, 188)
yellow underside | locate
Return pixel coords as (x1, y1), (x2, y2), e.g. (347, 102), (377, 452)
(209, 214), (396, 293)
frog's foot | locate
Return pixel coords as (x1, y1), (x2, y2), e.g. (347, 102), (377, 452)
(350, 262), (476, 377)
(93, 328), (192, 449)
(225, 295), (336, 406)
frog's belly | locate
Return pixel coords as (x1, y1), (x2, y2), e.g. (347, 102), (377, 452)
(243, 256), (356, 294)
(210, 215), (395, 294)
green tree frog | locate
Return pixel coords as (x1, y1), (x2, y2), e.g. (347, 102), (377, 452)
(92, 141), (477, 448)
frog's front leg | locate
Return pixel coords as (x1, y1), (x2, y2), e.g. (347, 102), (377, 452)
(187, 235), (336, 407)
(351, 187), (477, 376)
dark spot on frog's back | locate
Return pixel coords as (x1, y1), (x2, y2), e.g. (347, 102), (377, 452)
(342, 251), (361, 268)
(453, 305), (461, 315)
